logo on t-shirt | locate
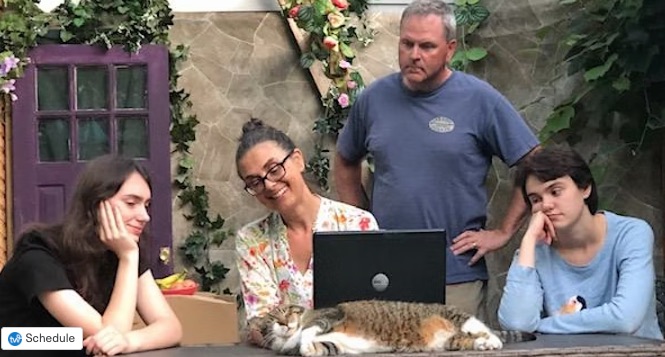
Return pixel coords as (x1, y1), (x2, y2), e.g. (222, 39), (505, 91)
(429, 116), (454, 133)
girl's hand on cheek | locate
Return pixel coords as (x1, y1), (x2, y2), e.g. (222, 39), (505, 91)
(525, 211), (556, 246)
(98, 200), (138, 258)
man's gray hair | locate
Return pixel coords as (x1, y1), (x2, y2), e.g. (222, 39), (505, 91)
(401, 0), (457, 42)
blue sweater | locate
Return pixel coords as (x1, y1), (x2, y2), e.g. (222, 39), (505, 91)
(498, 211), (663, 340)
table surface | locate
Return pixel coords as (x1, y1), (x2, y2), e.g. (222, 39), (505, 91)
(126, 334), (665, 357)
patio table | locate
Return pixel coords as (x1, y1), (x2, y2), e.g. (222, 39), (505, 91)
(126, 333), (665, 356)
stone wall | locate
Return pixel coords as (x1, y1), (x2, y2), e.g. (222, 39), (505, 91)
(170, 0), (663, 327)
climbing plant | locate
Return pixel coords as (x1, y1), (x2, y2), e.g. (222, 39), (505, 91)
(450, 0), (490, 71)
(278, 0), (372, 190)
(540, 0), (664, 164)
(0, 0), (231, 292)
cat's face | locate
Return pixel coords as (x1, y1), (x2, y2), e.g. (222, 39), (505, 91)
(256, 305), (307, 349)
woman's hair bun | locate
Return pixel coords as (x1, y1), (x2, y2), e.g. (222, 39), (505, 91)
(242, 117), (265, 134)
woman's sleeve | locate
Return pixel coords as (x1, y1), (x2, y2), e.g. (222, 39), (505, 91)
(235, 228), (280, 320)
(537, 221), (655, 334)
(498, 251), (545, 332)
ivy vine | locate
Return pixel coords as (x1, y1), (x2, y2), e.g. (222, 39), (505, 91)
(0, 0), (230, 293)
(539, 0), (664, 200)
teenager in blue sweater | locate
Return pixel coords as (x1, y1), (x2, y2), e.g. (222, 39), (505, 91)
(498, 146), (663, 340)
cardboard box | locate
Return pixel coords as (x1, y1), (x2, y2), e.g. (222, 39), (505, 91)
(133, 293), (240, 346)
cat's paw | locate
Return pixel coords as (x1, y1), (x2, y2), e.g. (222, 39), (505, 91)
(473, 334), (503, 351)
(300, 341), (326, 357)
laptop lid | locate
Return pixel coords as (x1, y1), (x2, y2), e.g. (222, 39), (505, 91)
(313, 229), (446, 309)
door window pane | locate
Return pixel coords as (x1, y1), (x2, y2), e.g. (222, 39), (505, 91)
(116, 65), (147, 109)
(78, 117), (109, 160)
(38, 118), (70, 162)
(118, 117), (148, 158)
(37, 67), (69, 111)
(76, 67), (108, 110)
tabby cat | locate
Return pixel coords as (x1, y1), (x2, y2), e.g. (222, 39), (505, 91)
(247, 300), (536, 356)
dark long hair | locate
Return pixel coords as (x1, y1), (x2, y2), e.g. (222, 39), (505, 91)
(515, 145), (598, 214)
(24, 155), (151, 312)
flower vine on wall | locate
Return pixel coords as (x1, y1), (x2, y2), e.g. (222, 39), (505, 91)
(0, 53), (24, 101)
(278, 0), (372, 190)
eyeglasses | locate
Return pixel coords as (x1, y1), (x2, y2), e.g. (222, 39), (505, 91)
(243, 150), (295, 196)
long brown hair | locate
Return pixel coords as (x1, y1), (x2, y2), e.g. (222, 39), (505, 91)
(24, 155), (152, 312)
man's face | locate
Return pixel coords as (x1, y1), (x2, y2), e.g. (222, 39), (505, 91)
(398, 14), (456, 92)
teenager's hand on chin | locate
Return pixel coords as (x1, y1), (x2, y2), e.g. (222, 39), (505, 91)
(84, 326), (130, 356)
(525, 211), (556, 246)
(98, 200), (138, 259)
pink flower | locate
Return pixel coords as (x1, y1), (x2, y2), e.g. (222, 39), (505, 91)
(337, 93), (350, 108)
(0, 55), (19, 77)
(1, 79), (16, 94)
(347, 80), (357, 89)
(288, 5), (300, 18)
(323, 36), (339, 51)
(327, 12), (345, 28)
(359, 217), (371, 230)
(339, 60), (351, 69)
(10, 93), (17, 101)
(332, 0), (349, 10)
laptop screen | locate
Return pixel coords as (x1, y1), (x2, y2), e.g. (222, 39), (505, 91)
(313, 229), (447, 309)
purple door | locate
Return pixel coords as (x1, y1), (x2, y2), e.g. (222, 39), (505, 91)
(12, 45), (172, 277)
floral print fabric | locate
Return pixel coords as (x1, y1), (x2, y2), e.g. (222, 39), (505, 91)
(236, 197), (378, 319)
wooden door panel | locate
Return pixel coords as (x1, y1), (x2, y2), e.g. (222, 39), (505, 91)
(12, 45), (172, 277)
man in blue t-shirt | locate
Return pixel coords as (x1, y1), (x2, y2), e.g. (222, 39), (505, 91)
(334, 0), (539, 317)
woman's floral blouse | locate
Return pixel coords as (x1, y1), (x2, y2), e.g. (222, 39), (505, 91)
(236, 197), (378, 319)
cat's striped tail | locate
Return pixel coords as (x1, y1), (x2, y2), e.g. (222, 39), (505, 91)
(492, 330), (537, 344)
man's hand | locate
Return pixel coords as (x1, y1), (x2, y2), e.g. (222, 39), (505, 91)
(451, 229), (512, 265)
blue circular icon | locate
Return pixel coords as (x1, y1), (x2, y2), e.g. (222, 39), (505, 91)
(8, 332), (22, 346)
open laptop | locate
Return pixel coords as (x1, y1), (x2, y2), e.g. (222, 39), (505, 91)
(313, 229), (446, 308)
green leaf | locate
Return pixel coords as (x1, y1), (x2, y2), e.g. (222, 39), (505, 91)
(313, 0), (330, 15)
(300, 52), (315, 69)
(60, 30), (74, 42)
(298, 5), (315, 23)
(179, 156), (195, 169)
(583, 53), (618, 82)
(467, 0), (480, 4)
(468, 4), (490, 23)
(612, 76), (630, 92)
(539, 105), (575, 141)
(339, 42), (355, 58)
(465, 47), (488, 61)
(559, 0), (578, 4)
(118, 6), (129, 14)
(455, 0), (468, 5)
(72, 17), (85, 27)
(210, 230), (227, 246)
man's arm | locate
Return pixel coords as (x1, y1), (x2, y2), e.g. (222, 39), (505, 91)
(452, 146), (539, 264)
(333, 151), (368, 209)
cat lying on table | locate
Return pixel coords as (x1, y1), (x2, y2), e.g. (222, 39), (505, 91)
(248, 300), (536, 356)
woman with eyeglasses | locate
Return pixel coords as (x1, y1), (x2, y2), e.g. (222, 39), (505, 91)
(234, 118), (378, 337)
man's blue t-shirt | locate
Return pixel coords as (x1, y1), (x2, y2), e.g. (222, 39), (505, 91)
(337, 71), (539, 284)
